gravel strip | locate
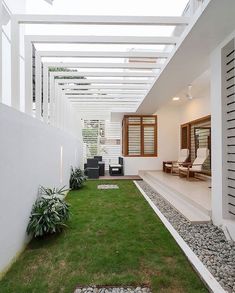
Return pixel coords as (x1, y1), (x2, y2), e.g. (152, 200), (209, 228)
(74, 287), (151, 293)
(137, 180), (235, 293)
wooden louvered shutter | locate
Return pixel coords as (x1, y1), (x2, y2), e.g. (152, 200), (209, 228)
(128, 116), (141, 156)
(142, 116), (157, 156)
(122, 115), (157, 157)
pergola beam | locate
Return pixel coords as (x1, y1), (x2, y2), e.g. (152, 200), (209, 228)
(63, 90), (147, 94)
(66, 95), (143, 99)
(13, 14), (190, 25)
(70, 102), (140, 105)
(71, 104), (137, 110)
(50, 71), (156, 77)
(45, 62), (162, 69)
(26, 35), (178, 45)
(60, 84), (150, 89)
(55, 79), (153, 84)
(39, 50), (169, 58)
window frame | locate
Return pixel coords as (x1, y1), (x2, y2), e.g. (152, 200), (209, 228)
(122, 115), (158, 157)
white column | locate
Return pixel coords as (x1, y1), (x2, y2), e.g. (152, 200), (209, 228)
(62, 93), (66, 130)
(59, 92), (64, 129)
(53, 81), (61, 127)
(67, 102), (72, 134)
(43, 65), (49, 123)
(49, 73), (55, 125)
(65, 98), (69, 131)
(50, 77), (55, 125)
(0, 0), (2, 103)
(11, 17), (20, 109)
(24, 39), (33, 114)
(210, 46), (223, 226)
(35, 52), (42, 119)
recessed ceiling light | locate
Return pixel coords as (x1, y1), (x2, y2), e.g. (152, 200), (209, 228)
(172, 97), (180, 101)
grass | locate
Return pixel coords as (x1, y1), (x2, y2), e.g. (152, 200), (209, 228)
(0, 180), (208, 293)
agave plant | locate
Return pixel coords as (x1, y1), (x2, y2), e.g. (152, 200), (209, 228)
(27, 186), (70, 238)
(39, 185), (68, 200)
(69, 167), (87, 190)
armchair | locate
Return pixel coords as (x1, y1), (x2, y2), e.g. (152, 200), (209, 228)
(86, 158), (99, 179)
(178, 148), (209, 179)
(165, 149), (189, 174)
(109, 157), (124, 176)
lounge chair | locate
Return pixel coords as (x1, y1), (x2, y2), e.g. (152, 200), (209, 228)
(86, 158), (100, 179)
(165, 149), (189, 174)
(109, 157), (124, 176)
(94, 156), (102, 162)
(178, 148), (209, 179)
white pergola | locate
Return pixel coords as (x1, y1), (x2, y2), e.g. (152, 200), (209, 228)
(7, 13), (192, 126)
(34, 50), (156, 119)
(24, 34), (172, 116)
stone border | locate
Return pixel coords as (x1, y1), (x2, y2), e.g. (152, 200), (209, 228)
(134, 181), (227, 293)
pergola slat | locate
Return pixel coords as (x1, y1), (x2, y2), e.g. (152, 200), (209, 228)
(39, 50), (169, 58)
(45, 62), (162, 69)
(50, 71), (157, 77)
(27, 35), (178, 45)
(14, 14), (190, 25)
(55, 79), (153, 84)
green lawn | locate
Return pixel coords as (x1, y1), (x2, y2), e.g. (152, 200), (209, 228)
(0, 180), (208, 293)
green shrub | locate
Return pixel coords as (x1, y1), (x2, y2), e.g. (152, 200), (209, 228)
(39, 185), (68, 199)
(27, 186), (70, 238)
(69, 167), (87, 190)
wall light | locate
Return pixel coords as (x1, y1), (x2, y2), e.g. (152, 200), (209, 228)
(172, 97), (180, 101)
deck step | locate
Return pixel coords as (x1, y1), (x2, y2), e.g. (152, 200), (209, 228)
(139, 171), (211, 224)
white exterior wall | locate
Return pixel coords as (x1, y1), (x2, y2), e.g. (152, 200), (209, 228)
(210, 29), (235, 239)
(124, 104), (180, 175)
(179, 89), (211, 125)
(0, 103), (83, 274)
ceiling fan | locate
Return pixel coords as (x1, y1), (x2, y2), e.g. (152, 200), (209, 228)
(186, 84), (193, 100)
(44, 0), (54, 4)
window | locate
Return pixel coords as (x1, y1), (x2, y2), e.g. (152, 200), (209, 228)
(180, 115), (211, 174)
(122, 115), (157, 157)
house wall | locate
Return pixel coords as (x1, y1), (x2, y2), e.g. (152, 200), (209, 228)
(210, 28), (235, 240)
(179, 89), (211, 125)
(0, 103), (83, 275)
(124, 104), (180, 175)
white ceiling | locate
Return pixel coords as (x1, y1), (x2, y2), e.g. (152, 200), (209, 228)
(137, 0), (235, 113)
